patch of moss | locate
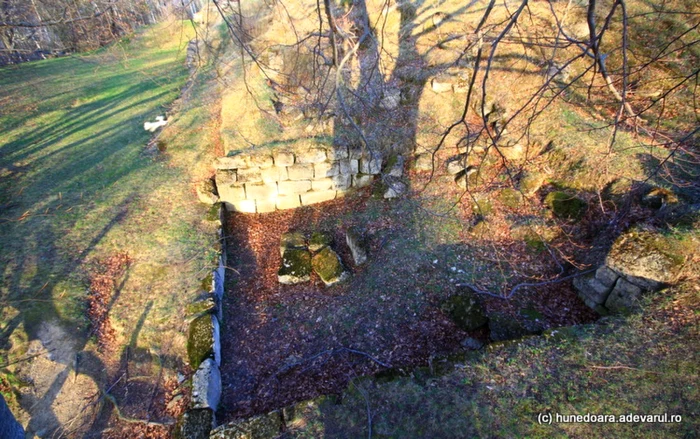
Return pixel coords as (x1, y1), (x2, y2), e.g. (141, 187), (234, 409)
(200, 273), (213, 291)
(187, 314), (214, 368)
(544, 191), (587, 220)
(641, 187), (679, 209)
(280, 231), (307, 256)
(519, 172), (545, 196)
(174, 408), (214, 439)
(472, 196), (493, 216)
(186, 294), (217, 317)
(205, 203), (220, 222)
(499, 188), (524, 208)
(311, 247), (346, 286)
(309, 231), (333, 253)
(278, 248), (312, 284)
(442, 291), (488, 331)
(524, 235), (546, 253)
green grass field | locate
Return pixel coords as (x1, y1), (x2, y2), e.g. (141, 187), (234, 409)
(0, 18), (219, 432)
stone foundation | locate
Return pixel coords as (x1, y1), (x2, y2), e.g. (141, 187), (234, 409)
(215, 140), (382, 213)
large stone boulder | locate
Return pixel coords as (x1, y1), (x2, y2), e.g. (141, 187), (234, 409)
(312, 247), (348, 286)
(196, 178), (219, 205)
(605, 230), (683, 290)
(278, 248), (312, 284)
(442, 289), (488, 332)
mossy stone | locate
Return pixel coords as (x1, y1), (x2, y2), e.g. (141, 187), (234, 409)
(311, 247), (347, 286)
(472, 196), (493, 216)
(605, 229), (685, 288)
(186, 294), (217, 317)
(280, 231), (307, 256)
(641, 187), (679, 209)
(174, 409), (215, 439)
(200, 273), (213, 291)
(187, 314), (215, 369)
(278, 248), (312, 284)
(488, 314), (534, 342)
(544, 191), (587, 219)
(210, 411), (283, 438)
(519, 172), (545, 196)
(499, 188), (523, 208)
(442, 291), (488, 331)
(309, 231), (333, 252)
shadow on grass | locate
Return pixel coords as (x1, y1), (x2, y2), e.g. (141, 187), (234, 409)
(0, 28), (190, 437)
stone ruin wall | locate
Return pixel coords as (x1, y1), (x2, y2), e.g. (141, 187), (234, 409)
(214, 140), (382, 213)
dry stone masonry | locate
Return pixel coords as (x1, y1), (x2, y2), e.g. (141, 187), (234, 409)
(215, 140), (382, 213)
(573, 229), (683, 314)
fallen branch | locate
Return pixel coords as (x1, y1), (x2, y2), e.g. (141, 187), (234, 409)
(457, 268), (596, 299)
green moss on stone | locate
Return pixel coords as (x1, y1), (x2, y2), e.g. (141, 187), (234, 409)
(174, 409), (214, 439)
(499, 188), (524, 208)
(187, 314), (214, 368)
(280, 231), (307, 256)
(200, 273), (213, 291)
(544, 191), (587, 220)
(278, 248), (312, 284)
(186, 294), (217, 317)
(519, 172), (545, 196)
(442, 291), (488, 331)
(309, 231), (333, 252)
(488, 314), (534, 342)
(472, 196), (493, 216)
(311, 247), (347, 286)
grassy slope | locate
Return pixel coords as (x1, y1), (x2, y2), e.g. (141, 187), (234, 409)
(0, 18), (219, 427)
(288, 285), (699, 438)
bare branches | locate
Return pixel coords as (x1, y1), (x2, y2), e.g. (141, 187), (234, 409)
(0, 8), (110, 28)
(457, 268), (596, 300)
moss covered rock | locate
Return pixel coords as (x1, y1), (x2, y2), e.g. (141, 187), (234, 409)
(278, 248), (312, 284)
(499, 188), (524, 208)
(606, 230), (684, 290)
(442, 290), (488, 332)
(187, 314), (220, 368)
(544, 191), (587, 220)
(488, 314), (535, 342)
(174, 409), (215, 439)
(279, 231), (307, 256)
(472, 195), (493, 216)
(519, 172), (545, 197)
(210, 411), (283, 439)
(308, 231), (333, 253)
(641, 187), (679, 209)
(312, 247), (348, 286)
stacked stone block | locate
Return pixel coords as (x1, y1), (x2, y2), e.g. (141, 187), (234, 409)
(215, 144), (381, 213)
